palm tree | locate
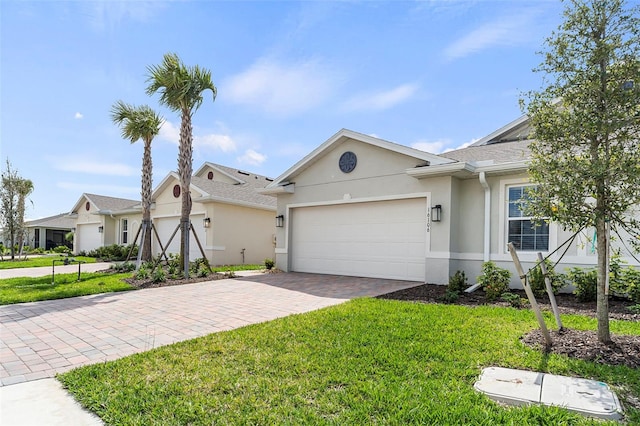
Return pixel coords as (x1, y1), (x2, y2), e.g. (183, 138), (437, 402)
(111, 101), (163, 263)
(146, 53), (217, 278)
(15, 178), (33, 256)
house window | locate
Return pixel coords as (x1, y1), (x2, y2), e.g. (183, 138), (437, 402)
(507, 185), (549, 251)
(122, 219), (128, 244)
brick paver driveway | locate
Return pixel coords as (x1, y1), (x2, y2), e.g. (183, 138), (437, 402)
(0, 273), (419, 386)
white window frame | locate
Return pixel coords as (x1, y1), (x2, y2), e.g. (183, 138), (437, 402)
(498, 178), (557, 258)
(506, 184), (549, 252)
(121, 218), (129, 245)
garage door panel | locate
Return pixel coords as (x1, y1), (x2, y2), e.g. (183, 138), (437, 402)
(153, 216), (205, 261)
(77, 224), (101, 253)
(291, 198), (426, 281)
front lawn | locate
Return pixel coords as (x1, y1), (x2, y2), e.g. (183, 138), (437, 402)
(59, 299), (640, 425)
(0, 272), (133, 304)
(0, 256), (96, 269)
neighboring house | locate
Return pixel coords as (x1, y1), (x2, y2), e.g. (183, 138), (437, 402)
(68, 163), (276, 265)
(147, 162), (276, 265)
(69, 194), (141, 254)
(260, 121), (639, 286)
(24, 213), (75, 250)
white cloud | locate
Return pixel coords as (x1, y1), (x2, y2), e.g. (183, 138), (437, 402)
(74, 112), (83, 119)
(57, 181), (139, 195)
(195, 134), (237, 153)
(52, 157), (136, 176)
(443, 15), (533, 61)
(238, 149), (267, 166)
(224, 58), (338, 116)
(159, 120), (237, 152)
(342, 84), (419, 112)
(411, 139), (451, 154)
(158, 120), (180, 144)
(442, 138), (480, 153)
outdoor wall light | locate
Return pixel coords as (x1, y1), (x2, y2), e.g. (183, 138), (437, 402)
(98, 226), (104, 233)
(275, 215), (285, 228)
(203, 217), (211, 228)
(431, 205), (442, 222)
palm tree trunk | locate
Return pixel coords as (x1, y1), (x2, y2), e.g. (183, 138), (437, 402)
(141, 138), (153, 262)
(179, 110), (194, 278)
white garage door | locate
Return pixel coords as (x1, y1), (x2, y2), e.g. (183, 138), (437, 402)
(153, 215), (205, 261)
(291, 198), (427, 281)
(77, 223), (102, 253)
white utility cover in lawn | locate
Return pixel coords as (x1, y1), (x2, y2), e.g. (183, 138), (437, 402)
(291, 198), (427, 281)
(474, 366), (623, 420)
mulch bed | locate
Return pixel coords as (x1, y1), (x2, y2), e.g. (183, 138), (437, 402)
(377, 284), (640, 370)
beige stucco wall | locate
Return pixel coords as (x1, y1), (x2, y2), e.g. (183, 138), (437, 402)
(274, 136), (639, 287)
(275, 138), (454, 283)
(209, 203), (275, 265)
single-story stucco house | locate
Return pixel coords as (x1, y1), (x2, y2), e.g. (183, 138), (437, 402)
(68, 162), (276, 266)
(260, 115), (639, 287)
(23, 213), (75, 250)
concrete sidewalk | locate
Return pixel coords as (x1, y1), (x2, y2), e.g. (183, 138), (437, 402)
(0, 272), (420, 425)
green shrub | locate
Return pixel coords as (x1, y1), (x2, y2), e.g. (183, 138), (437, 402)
(567, 267), (597, 302)
(152, 268), (167, 283)
(623, 267), (640, 303)
(197, 267), (209, 278)
(53, 245), (71, 254)
(439, 289), (460, 304)
(111, 262), (136, 273)
(447, 270), (468, 294)
(134, 266), (150, 280)
(29, 247), (45, 254)
(528, 259), (566, 297)
(264, 258), (275, 270)
(477, 261), (511, 302)
(500, 292), (528, 309)
(87, 244), (137, 261)
(627, 304), (640, 314)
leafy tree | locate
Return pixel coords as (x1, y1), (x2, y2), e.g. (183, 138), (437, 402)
(0, 160), (32, 260)
(15, 178), (33, 255)
(111, 101), (164, 263)
(146, 53), (217, 278)
(522, 0), (640, 343)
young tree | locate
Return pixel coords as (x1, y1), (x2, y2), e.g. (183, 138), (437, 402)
(146, 53), (217, 278)
(111, 101), (164, 263)
(522, 0), (640, 343)
(15, 178), (33, 255)
(0, 160), (30, 260)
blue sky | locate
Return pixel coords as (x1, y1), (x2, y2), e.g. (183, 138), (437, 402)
(1, 0), (565, 219)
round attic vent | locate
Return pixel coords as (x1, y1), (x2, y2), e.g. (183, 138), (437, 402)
(85, 201), (90, 211)
(339, 151), (357, 173)
(173, 184), (181, 198)
(207, 171), (214, 180)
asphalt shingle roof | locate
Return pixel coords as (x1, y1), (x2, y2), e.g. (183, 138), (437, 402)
(25, 213), (75, 229)
(439, 140), (531, 164)
(191, 176), (276, 208)
(83, 193), (139, 212)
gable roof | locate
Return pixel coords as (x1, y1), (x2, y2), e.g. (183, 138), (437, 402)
(470, 114), (532, 146)
(152, 163), (276, 211)
(25, 213), (75, 229)
(440, 139), (531, 163)
(70, 193), (139, 215)
(264, 128), (455, 190)
(190, 176), (276, 210)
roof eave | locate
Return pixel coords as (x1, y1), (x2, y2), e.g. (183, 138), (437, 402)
(256, 184), (295, 195)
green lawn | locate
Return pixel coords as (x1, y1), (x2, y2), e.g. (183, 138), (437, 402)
(0, 256), (96, 269)
(59, 299), (640, 425)
(0, 272), (133, 304)
(211, 264), (263, 272)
